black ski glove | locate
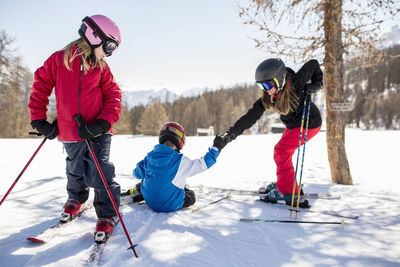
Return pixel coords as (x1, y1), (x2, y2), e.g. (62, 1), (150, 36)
(305, 83), (322, 95)
(77, 119), (111, 140)
(213, 130), (235, 151)
(213, 135), (227, 151)
(222, 130), (236, 143)
(31, 119), (58, 140)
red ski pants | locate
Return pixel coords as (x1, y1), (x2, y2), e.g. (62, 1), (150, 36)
(274, 126), (321, 195)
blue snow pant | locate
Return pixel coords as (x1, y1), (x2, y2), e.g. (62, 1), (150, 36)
(63, 134), (120, 218)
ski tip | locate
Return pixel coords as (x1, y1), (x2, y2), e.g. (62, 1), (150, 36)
(226, 192), (232, 199)
(341, 219), (346, 227)
(190, 206), (200, 213)
(27, 237), (45, 243)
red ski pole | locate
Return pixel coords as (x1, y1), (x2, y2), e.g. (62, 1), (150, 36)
(74, 115), (138, 258)
(0, 135), (47, 206)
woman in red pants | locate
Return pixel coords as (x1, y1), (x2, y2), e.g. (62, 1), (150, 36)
(219, 58), (323, 203)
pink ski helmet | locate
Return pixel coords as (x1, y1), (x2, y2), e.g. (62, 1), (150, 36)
(78, 15), (121, 57)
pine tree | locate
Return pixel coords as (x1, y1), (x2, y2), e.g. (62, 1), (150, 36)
(137, 102), (169, 135)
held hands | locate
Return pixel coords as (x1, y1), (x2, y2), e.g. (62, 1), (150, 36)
(31, 119), (58, 140)
(213, 135), (226, 151)
(77, 119), (111, 140)
(212, 130), (236, 151)
(305, 83), (321, 95)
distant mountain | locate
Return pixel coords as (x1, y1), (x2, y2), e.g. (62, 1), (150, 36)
(121, 87), (211, 109)
(122, 88), (178, 109)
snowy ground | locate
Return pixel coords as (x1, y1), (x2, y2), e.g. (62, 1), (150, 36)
(0, 129), (399, 267)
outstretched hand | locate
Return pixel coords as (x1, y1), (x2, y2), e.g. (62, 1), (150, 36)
(213, 131), (235, 151)
(213, 135), (226, 151)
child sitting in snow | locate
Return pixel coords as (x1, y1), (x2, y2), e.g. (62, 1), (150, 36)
(126, 122), (226, 212)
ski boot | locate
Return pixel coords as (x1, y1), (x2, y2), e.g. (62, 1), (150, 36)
(259, 188), (310, 208)
(94, 216), (119, 244)
(60, 199), (82, 223)
(258, 182), (305, 195)
(258, 182), (277, 194)
(120, 183), (144, 206)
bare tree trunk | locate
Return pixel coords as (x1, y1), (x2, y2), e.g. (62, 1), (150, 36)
(323, 0), (353, 185)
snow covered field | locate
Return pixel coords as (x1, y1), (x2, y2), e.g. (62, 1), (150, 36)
(0, 129), (399, 267)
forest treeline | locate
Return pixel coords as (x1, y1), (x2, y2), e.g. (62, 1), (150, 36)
(0, 30), (399, 138)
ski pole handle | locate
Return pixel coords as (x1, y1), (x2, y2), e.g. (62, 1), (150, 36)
(73, 114), (84, 129)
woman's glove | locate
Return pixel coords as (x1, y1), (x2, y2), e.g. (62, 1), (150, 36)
(31, 119), (58, 139)
(213, 135), (226, 151)
(213, 130), (236, 151)
(305, 83), (322, 95)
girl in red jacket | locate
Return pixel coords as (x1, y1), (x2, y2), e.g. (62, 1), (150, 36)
(28, 15), (122, 244)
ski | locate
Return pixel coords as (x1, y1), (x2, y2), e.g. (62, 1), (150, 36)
(190, 193), (231, 213)
(289, 208), (359, 220)
(81, 242), (108, 266)
(81, 220), (121, 267)
(197, 184), (339, 199)
(240, 218), (346, 226)
(258, 196), (311, 208)
(27, 203), (93, 243)
(256, 199), (359, 219)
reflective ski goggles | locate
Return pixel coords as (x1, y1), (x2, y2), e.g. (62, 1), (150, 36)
(102, 40), (118, 57)
(256, 80), (275, 91)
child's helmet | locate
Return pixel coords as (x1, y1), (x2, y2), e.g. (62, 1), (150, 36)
(255, 58), (286, 91)
(78, 14), (121, 56)
(159, 122), (186, 151)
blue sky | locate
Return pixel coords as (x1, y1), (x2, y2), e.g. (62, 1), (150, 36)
(1, 1), (398, 94)
(1, 0), (267, 94)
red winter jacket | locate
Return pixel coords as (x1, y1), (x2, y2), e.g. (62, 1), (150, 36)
(29, 46), (122, 141)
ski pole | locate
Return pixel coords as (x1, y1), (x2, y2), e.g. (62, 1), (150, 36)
(240, 218), (346, 226)
(190, 193), (232, 212)
(74, 115), (138, 258)
(290, 95), (308, 217)
(295, 95), (312, 219)
(0, 133), (47, 207)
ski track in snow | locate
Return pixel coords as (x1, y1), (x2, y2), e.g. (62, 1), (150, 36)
(0, 129), (400, 266)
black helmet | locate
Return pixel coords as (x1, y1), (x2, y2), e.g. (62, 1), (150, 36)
(159, 122), (186, 151)
(255, 58), (286, 91)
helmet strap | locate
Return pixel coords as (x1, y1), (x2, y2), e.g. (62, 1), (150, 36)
(277, 77), (287, 92)
(89, 47), (96, 63)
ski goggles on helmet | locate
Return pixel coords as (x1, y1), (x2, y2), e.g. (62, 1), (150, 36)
(257, 78), (278, 91)
(81, 16), (119, 57)
(102, 40), (118, 57)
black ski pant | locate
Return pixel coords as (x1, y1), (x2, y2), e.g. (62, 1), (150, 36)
(63, 134), (120, 218)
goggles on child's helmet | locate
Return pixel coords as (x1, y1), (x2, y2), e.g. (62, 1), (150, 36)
(78, 14), (121, 57)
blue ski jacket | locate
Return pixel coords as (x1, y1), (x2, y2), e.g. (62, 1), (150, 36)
(133, 144), (219, 212)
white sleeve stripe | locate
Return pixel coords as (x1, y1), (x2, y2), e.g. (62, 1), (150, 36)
(172, 155), (207, 189)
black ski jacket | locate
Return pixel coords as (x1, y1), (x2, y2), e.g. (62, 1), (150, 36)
(228, 59), (323, 138)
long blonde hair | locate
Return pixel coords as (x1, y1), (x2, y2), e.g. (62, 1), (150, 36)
(63, 38), (106, 74)
(261, 78), (298, 115)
